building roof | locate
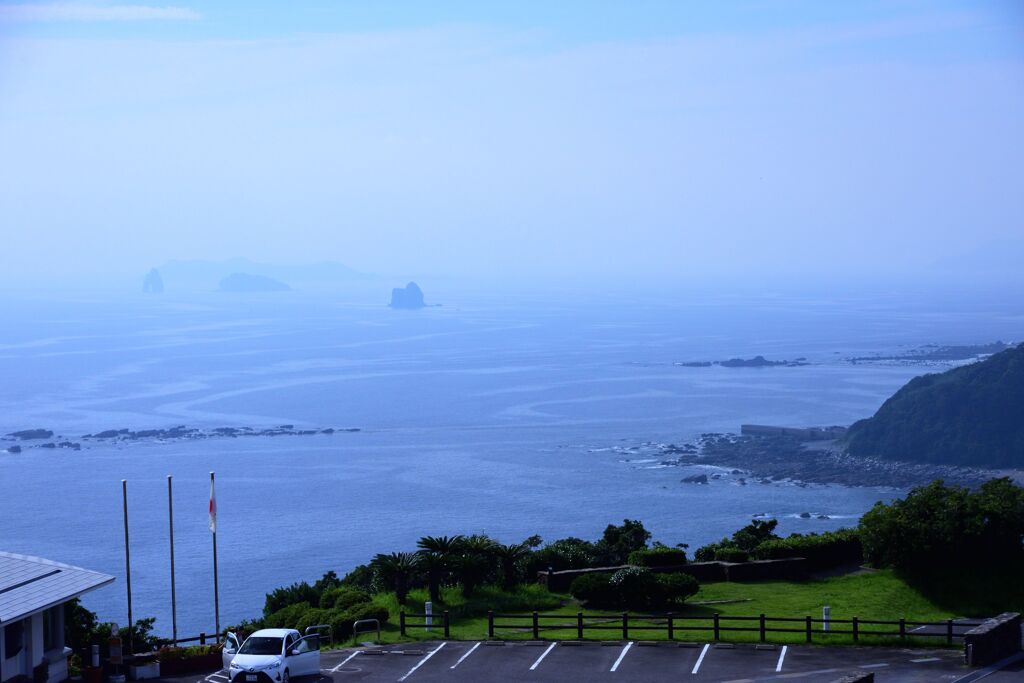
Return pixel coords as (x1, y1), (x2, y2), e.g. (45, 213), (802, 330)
(0, 552), (114, 624)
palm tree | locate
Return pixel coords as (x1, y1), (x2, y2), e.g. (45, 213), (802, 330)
(371, 552), (419, 604)
(494, 542), (531, 590)
(416, 535), (464, 603)
(454, 535), (498, 597)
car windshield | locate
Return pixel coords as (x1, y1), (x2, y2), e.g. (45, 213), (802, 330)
(238, 637), (283, 655)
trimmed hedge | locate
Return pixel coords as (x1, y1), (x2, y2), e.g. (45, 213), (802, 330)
(627, 547), (688, 567)
(752, 529), (862, 569)
(570, 568), (700, 610)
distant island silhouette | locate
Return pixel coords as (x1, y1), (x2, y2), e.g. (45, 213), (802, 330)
(389, 281), (426, 309)
(219, 272), (291, 292)
(142, 268), (164, 293)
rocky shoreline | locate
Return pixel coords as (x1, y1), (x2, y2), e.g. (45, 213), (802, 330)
(3, 424), (360, 454)
(654, 433), (999, 488)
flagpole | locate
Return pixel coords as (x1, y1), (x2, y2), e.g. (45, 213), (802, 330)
(210, 471), (220, 641)
(122, 479), (133, 655)
(168, 475), (178, 645)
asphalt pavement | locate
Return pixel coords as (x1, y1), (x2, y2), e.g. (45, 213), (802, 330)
(163, 640), (1024, 683)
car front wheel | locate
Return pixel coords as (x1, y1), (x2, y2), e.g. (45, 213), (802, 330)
(282, 669), (289, 683)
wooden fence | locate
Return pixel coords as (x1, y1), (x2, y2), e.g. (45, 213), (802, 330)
(482, 611), (982, 644)
(399, 611), (451, 639)
(393, 610), (983, 645)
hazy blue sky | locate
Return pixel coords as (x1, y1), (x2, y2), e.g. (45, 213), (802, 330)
(1, 1), (1022, 289)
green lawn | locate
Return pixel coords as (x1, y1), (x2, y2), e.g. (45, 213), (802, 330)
(330, 569), (965, 649)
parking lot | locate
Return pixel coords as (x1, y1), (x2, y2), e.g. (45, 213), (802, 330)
(173, 640), (1020, 683)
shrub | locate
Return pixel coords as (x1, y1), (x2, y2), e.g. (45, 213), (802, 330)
(340, 564), (375, 591)
(329, 603), (390, 640)
(713, 547), (749, 563)
(628, 547), (688, 567)
(295, 608), (333, 635)
(753, 529), (863, 569)
(526, 538), (598, 574)
(569, 572), (616, 607)
(320, 587), (372, 611)
(609, 567), (660, 610)
(264, 582), (318, 617)
(226, 618), (265, 640)
(656, 573), (699, 606)
(262, 602), (312, 629)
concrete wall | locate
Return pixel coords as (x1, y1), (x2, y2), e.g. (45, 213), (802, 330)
(1, 608), (69, 683)
(538, 558), (808, 592)
(964, 612), (1022, 667)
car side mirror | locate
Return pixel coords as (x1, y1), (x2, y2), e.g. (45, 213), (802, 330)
(289, 648), (300, 657)
(225, 648), (236, 655)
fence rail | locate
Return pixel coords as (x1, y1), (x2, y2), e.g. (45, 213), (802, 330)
(159, 632), (220, 647)
(473, 611), (983, 644)
(399, 611), (451, 639)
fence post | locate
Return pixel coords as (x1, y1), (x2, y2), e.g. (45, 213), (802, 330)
(946, 619), (953, 645)
(852, 616), (859, 643)
(487, 611), (494, 639)
(899, 618), (906, 641)
(622, 613), (629, 640)
(759, 614), (766, 642)
(399, 611), (406, 637)
(667, 613), (674, 641)
(443, 611), (450, 639)
(532, 611), (539, 640)
(805, 616), (812, 643)
(577, 612), (584, 641)
(713, 613), (720, 641)
(199, 632), (206, 645)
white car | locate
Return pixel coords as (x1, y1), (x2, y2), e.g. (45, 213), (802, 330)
(223, 629), (320, 683)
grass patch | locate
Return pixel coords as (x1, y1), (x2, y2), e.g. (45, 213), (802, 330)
(329, 570), (964, 648)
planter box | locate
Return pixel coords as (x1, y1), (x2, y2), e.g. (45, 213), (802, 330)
(157, 653), (221, 676)
(127, 662), (160, 680)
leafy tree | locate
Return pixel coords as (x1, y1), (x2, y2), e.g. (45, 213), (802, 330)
(371, 552), (420, 604)
(340, 564), (374, 591)
(526, 537), (597, 575)
(64, 599), (98, 656)
(594, 519), (651, 565)
(312, 571), (341, 596)
(695, 518), (779, 561)
(264, 581), (318, 617)
(859, 478), (1024, 575)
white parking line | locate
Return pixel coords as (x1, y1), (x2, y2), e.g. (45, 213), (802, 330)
(209, 675), (229, 681)
(610, 642), (633, 672)
(450, 642), (481, 669)
(775, 645), (788, 672)
(691, 643), (710, 675)
(911, 657), (941, 663)
(860, 663), (889, 669)
(529, 642), (557, 671)
(330, 651), (361, 672)
(398, 641), (446, 682)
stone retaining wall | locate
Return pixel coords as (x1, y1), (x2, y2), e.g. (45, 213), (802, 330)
(538, 558), (807, 592)
(963, 612), (1022, 667)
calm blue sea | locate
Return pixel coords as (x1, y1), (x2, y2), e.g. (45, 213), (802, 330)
(2, 288), (1021, 637)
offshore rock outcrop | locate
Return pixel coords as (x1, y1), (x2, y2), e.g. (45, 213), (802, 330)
(143, 268), (165, 293)
(389, 281), (426, 309)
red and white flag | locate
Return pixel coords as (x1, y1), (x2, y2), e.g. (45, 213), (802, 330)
(208, 475), (217, 533)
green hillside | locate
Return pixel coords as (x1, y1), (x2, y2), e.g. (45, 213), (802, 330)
(845, 343), (1024, 467)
